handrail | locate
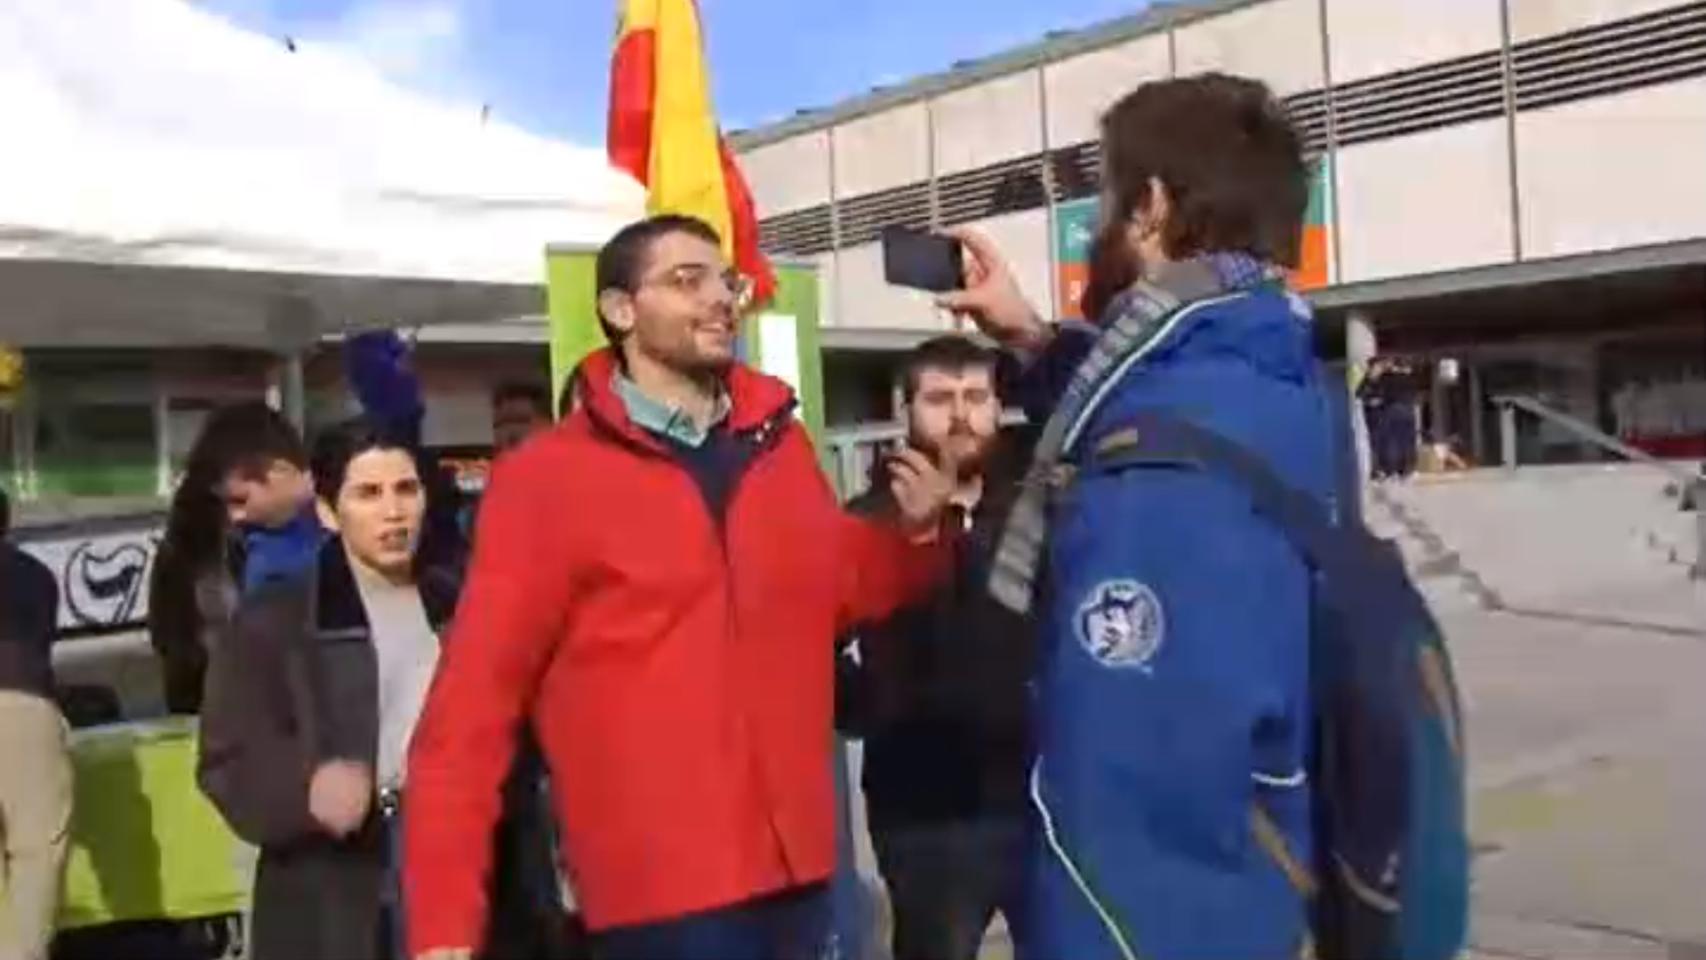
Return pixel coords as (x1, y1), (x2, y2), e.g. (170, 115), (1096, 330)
(1494, 393), (1703, 580)
(1492, 393), (1696, 485)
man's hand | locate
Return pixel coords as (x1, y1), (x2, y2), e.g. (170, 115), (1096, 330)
(888, 445), (957, 542)
(308, 759), (373, 838)
(935, 228), (1049, 351)
(415, 950), (474, 960)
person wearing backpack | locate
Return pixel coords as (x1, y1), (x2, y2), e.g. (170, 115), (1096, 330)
(938, 73), (1467, 960)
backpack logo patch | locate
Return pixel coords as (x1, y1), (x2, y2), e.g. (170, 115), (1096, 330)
(1075, 579), (1165, 671)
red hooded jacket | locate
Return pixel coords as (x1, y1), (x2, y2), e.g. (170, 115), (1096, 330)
(404, 350), (946, 952)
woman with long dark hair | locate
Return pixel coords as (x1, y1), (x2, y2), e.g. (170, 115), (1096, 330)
(147, 442), (238, 714)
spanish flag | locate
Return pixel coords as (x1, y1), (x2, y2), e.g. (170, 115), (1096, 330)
(609, 0), (775, 305)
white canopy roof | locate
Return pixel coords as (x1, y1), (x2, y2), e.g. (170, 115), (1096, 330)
(0, 0), (643, 349)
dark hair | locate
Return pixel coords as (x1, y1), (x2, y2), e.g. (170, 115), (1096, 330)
(594, 214), (724, 343)
(900, 335), (998, 402)
(1082, 218), (1142, 323)
(148, 454), (228, 714)
(196, 402), (308, 484)
(159, 457), (228, 579)
(0, 485), (9, 536)
(1100, 73), (1308, 267)
(309, 417), (421, 504)
(493, 381), (551, 417)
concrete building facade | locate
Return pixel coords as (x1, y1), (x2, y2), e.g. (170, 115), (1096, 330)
(734, 0), (1706, 464)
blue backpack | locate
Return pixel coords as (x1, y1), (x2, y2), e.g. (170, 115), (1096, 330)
(1088, 411), (1470, 960)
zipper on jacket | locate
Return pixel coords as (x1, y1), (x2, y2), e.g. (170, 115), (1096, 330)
(589, 400), (805, 878)
(712, 407), (800, 878)
(1030, 760), (1142, 960)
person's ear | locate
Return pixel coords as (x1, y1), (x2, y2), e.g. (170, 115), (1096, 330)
(1125, 176), (1172, 243)
(1143, 176), (1172, 236)
(314, 497), (340, 535)
(598, 289), (637, 338)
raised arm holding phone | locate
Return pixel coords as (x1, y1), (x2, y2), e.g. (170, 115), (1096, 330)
(927, 74), (1348, 960)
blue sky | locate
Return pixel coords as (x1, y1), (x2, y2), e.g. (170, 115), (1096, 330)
(196, 0), (1153, 144)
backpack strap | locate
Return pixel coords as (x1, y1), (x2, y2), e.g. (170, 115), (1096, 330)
(1088, 411), (1344, 574)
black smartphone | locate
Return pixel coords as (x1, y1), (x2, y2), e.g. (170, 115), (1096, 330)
(882, 226), (963, 293)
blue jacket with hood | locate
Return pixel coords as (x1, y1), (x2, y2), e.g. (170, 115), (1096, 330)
(1024, 281), (1338, 960)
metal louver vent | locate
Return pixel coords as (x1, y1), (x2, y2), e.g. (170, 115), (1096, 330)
(1048, 142), (1101, 202)
(1515, 1), (1706, 111)
(1283, 90), (1331, 153)
(836, 182), (932, 246)
(937, 155), (1046, 226)
(1334, 50), (1506, 146)
(758, 205), (834, 257)
(753, 1), (1706, 261)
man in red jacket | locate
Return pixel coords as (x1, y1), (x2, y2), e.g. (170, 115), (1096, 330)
(406, 214), (956, 960)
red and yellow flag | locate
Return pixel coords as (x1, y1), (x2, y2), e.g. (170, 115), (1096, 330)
(609, 0), (775, 305)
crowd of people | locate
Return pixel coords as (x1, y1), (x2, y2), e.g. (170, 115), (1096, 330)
(1, 71), (1468, 960)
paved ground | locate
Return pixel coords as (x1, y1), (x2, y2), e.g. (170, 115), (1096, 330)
(1452, 586), (1706, 960)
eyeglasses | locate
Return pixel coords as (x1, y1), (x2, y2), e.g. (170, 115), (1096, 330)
(642, 264), (756, 313)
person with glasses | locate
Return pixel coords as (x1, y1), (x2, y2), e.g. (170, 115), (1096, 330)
(403, 214), (958, 960)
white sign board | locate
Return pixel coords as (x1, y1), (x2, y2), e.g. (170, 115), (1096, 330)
(17, 519), (162, 633)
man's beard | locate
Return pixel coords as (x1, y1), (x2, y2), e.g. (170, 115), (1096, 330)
(1082, 218), (1141, 324)
(649, 337), (735, 380)
(907, 428), (994, 480)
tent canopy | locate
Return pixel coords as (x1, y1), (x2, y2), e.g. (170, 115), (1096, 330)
(0, 0), (643, 349)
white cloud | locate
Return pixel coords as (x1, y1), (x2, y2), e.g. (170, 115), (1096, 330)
(194, 0), (282, 25)
(197, 0), (486, 107)
(312, 0), (467, 90)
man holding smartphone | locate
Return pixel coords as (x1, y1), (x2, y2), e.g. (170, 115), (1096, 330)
(838, 335), (1036, 960)
(938, 74), (1341, 960)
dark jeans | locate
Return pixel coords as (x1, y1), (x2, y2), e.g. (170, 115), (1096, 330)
(831, 737), (874, 960)
(1368, 405), (1418, 479)
(591, 884), (832, 960)
(872, 819), (1031, 960)
(378, 796), (407, 960)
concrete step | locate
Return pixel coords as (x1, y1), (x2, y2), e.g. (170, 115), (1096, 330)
(1369, 466), (1699, 630)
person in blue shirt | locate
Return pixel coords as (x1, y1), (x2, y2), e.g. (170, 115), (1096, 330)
(150, 403), (323, 713)
(195, 403), (324, 593)
(938, 73), (1339, 960)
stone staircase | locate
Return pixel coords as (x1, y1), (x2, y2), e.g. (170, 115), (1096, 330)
(1360, 464), (1706, 959)
(1363, 464), (1701, 633)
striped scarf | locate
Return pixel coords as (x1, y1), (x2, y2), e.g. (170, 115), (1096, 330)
(988, 253), (1286, 615)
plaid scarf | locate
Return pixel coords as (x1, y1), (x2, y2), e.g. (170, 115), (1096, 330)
(988, 253), (1286, 615)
